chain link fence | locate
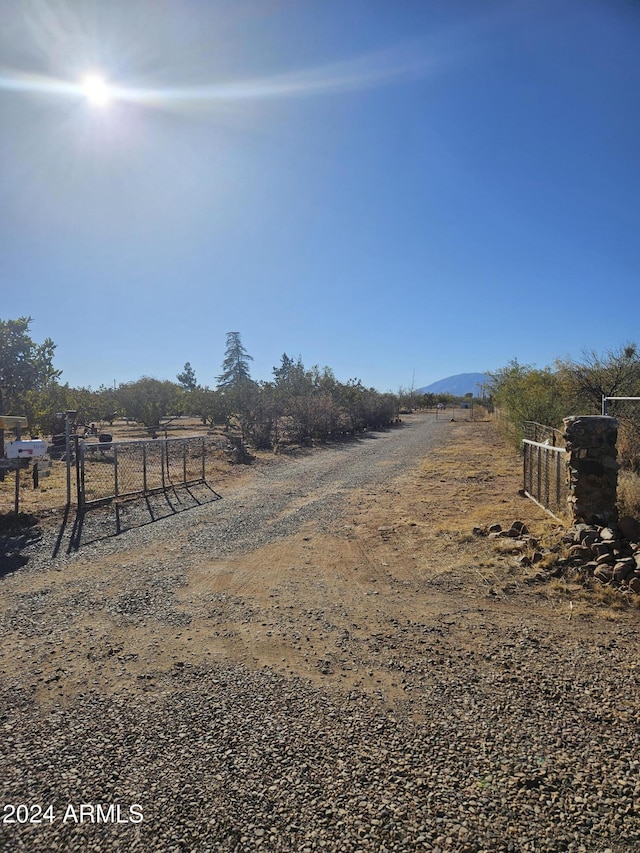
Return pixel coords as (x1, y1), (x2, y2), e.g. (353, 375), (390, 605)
(78, 436), (215, 510)
(522, 421), (568, 519)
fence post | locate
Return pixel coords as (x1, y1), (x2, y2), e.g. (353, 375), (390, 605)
(183, 440), (187, 486)
(114, 443), (119, 500)
(563, 416), (618, 525)
(544, 449), (550, 508)
(74, 436), (83, 510)
(143, 443), (147, 495)
(14, 465), (20, 515)
(202, 436), (206, 482)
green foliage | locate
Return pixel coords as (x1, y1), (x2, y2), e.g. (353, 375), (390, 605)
(414, 392), (436, 409)
(190, 386), (230, 427)
(490, 346), (640, 479)
(176, 362), (197, 392)
(487, 359), (567, 442)
(217, 332), (253, 390)
(116, 377), (183, 430)
(1, 323), (402, 450)
(0, 317), (61, 415)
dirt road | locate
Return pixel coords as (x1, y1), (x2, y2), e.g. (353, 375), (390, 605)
(2, 415), (640, 852)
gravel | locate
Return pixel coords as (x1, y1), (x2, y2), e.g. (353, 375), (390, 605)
(2, 416), (640, 852)
(4, 417), (449, 572)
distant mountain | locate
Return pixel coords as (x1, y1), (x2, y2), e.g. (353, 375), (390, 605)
(417, 372), (488, 397)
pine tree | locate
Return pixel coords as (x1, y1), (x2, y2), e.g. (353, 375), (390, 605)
(216, 332), (253, 390)
(176, 362), (197, 392)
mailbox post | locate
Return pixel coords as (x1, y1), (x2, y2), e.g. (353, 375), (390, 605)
(0, 416), (30, 514)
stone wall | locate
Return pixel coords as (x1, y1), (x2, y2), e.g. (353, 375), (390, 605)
(563, 415), (619, 525)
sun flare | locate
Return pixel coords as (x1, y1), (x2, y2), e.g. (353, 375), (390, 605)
(81, 74), (111, 107)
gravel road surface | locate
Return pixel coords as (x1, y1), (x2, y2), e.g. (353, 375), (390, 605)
(25, 415), (449, 568)
(2, 415), (640, 853)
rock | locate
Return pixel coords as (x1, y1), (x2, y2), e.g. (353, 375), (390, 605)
(568, 545), (593, 561)
(592, 542), (615, 557)
(618, 516), (640, 541)
(579, 530), (599, 547)
(594, 565), (613, 583)
(629, 577), (640, 594)
(595, 552), (616, 566)
(612, 560), (636, 583)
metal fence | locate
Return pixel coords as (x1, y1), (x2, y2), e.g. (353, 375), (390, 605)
(77, 436), (215, 511)
(522, 421), (565, 445)
(522, 422), (568, 519)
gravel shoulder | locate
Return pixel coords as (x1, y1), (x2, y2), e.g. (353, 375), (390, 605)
(2, 414), (640, 853)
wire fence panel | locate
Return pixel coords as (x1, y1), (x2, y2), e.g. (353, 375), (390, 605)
(522, 421), (565, 445)
(79, 436), (212, 510)
(522, 438), (568, 519)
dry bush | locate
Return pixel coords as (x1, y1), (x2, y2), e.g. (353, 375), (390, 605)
(617, 417), (640, 473)
(617, 470), (640, 520)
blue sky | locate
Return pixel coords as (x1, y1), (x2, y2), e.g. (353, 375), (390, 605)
(1, 0), (639, 393)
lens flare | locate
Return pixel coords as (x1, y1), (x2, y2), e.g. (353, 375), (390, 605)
(81, 74), (111, 107)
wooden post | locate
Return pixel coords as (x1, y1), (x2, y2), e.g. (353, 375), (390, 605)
(13, 423), (22, 514)
(202, 436), (206, 482)
(14, 467), (20, 514)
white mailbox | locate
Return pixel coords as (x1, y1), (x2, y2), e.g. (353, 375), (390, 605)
(6, 440), (48, 459)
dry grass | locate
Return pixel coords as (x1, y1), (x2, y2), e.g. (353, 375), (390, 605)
(4, 414), (640, 618)
(618, 469), (640, 518)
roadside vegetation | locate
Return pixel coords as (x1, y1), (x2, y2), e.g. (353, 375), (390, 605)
(488, 343), (640, 518)
(1, 318), (473, 449)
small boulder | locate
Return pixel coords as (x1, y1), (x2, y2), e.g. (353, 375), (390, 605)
(618, 515), (640, 542)
(613, 559), (636, 583)
(600, 527), (617, 541)
(593, 565), (613, 583)
(629, 577), (640, 594)
(568, 545), (592, 561)
(595, 552), (616, 566)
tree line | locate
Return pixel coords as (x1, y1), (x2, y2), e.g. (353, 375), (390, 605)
(488, 343), (640, 471)
(0, 321), (462, 448)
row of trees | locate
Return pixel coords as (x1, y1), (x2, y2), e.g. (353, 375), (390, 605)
(488, 344), (640, 469)
(3, 322), (449, 448)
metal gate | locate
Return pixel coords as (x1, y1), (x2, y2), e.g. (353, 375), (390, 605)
(77, 436), (212, 511)
(522, 422), (568, 519)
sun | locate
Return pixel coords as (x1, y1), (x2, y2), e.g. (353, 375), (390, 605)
(81, 74), (111, 107)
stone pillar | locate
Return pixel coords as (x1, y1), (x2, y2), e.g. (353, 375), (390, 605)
(563, 415), (619, 525)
